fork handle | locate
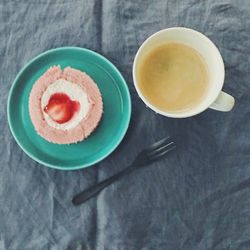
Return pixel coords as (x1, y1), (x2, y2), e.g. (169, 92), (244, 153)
(72, 164), (135, 206)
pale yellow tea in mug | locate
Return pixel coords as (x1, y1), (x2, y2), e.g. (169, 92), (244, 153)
(138, 43), (209, 112)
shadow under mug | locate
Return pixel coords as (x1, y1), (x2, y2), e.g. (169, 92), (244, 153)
(133, 27), (235, 118)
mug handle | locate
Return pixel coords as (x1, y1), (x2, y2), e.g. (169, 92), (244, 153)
(209, 91), (235, 112)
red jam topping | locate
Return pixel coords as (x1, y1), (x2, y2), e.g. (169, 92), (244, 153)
(44, 93), (80, 124)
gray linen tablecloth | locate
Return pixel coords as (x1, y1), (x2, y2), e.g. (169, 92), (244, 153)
(1, 0), (250, 249)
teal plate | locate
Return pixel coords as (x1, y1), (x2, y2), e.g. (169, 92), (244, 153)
(7, 47), (131, 170)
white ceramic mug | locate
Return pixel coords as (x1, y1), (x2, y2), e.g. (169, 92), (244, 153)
(133, 27), (235, 118)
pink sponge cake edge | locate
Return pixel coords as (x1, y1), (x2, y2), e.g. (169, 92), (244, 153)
(29, 66), (103, 144)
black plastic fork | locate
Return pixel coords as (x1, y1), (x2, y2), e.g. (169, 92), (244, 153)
(72, 137), (176, 206)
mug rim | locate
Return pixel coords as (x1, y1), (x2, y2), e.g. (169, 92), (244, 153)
(132, 27), (225, 118)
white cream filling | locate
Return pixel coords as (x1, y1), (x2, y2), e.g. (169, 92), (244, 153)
(41, 79), (90, 130)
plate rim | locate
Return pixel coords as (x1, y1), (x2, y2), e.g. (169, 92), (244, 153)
(7, 46), (131, 170)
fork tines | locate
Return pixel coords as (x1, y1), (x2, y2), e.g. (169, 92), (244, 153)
(147, 137), (175, 160)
